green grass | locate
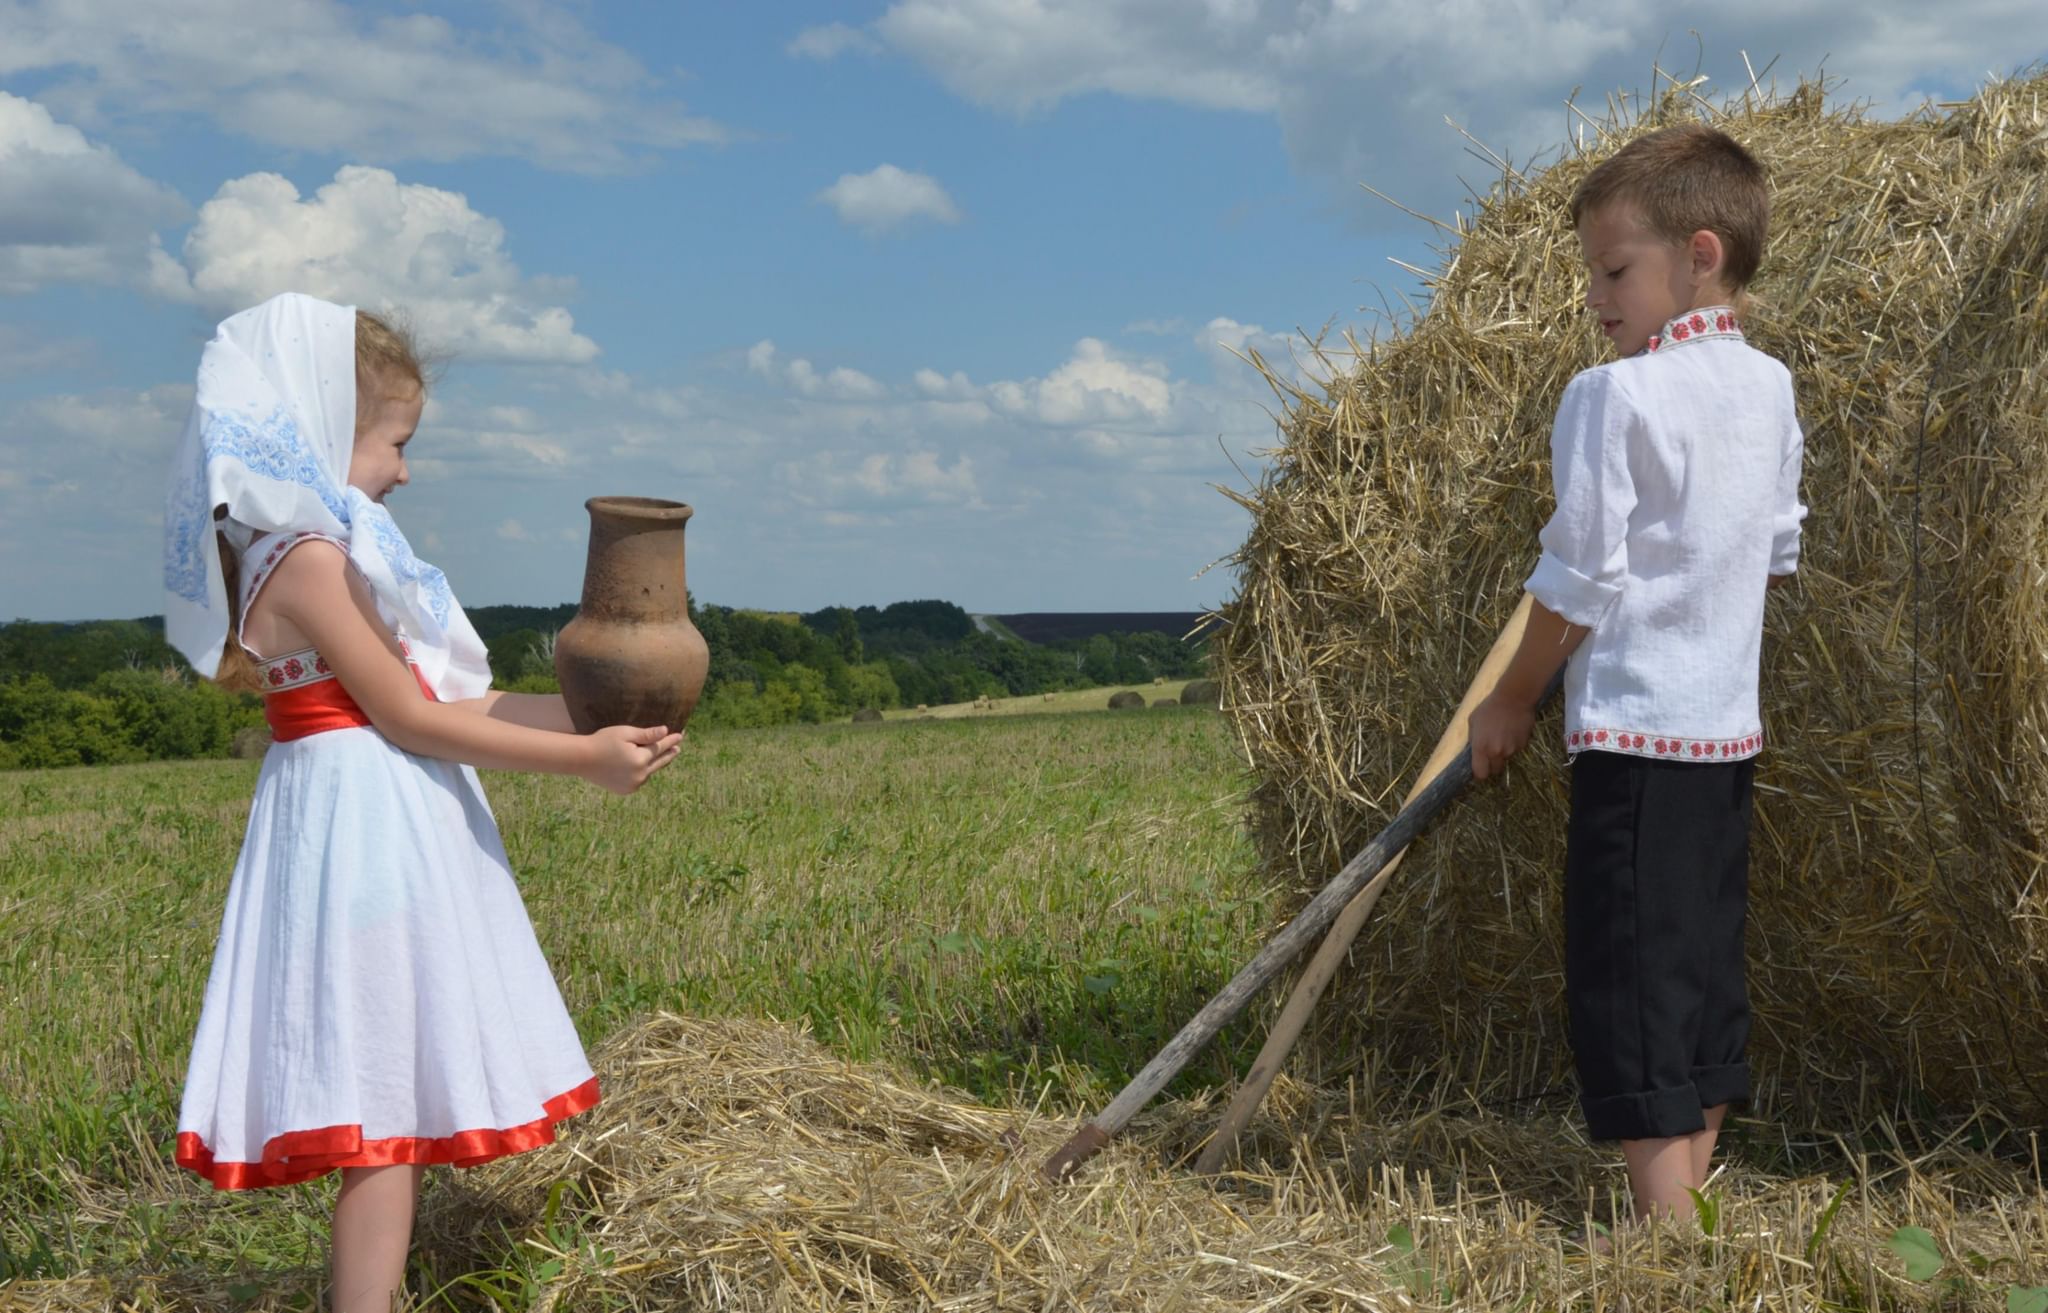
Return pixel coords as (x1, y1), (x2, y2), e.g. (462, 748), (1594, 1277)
(885, 678), (1203, 718)
(0, 708), (1265, 1286)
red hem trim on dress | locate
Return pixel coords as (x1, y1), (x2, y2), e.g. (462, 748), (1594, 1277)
(174, 1076), (600, 1191)
(1565, 727), (1764, 760)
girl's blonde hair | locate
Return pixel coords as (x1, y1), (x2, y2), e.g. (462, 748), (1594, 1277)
(353, 308), (429, 429)
(211, 309), (431, 692)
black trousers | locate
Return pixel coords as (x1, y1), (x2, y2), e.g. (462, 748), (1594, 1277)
(1565, 749), (1754, 1141)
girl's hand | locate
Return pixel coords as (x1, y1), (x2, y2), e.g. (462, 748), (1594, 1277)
(1468, 693), (1534, 782)
(583, 724), (684, 795)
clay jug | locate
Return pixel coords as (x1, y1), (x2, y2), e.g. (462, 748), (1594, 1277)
(554, 496), (709, 734)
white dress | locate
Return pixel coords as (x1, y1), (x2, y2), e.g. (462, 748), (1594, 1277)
(176, 531), (595, 1189)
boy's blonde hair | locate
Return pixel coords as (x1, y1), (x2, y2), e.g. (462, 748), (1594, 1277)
(1570, 123), (1771, 291)
(211, 308), (432, 693)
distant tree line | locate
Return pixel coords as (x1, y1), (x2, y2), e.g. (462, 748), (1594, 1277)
(485, 598), (1210, 728)
(1, 600), (1210, 767)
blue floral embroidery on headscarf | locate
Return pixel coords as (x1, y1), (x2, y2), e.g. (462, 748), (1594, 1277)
(163, 462), (213, 604)
(163, 406), (350, 603)
(203, 407), (350, 521)
(359, 500), (455, 627)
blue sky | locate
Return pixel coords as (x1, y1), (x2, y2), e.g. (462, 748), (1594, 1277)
(2, 1), (2041, 621)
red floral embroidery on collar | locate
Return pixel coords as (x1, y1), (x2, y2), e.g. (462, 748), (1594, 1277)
(1642, 305), (1742, 355)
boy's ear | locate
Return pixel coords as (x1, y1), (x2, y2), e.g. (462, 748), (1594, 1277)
(1689, 229), (1728, 285)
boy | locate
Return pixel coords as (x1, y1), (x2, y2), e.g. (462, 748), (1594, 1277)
(1467, 123), (1806, 1229)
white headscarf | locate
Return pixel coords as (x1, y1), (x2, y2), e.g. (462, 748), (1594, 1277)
(162, 292), (492, 702)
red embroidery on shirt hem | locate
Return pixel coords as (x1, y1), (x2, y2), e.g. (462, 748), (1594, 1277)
(1566, 728), (1763, 758)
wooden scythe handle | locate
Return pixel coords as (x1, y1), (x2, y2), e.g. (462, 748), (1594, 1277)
(1041, 596), (1559, 1184)
(1191, 593), (1539, 1174)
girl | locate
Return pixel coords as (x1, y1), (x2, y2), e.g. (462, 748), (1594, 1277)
(162, 292), (682, 1312)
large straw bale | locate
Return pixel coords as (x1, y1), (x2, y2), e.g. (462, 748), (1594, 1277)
(1217, 73), (2048, 1126)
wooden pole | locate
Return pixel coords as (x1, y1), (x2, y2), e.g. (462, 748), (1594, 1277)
(1040, 598), (1560, 1184)
(1190, 595), (1539, 1175)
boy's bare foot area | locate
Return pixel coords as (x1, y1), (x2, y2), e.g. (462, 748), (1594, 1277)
(1567, 1220), (1615, 1255)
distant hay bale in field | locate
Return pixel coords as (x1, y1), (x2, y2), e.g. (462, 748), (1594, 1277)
(1153, 675), (1167, 685)
(1219, 73), (2048, 1125)
(851, 708), (883, 723)
(915, 703), (927, 712)
(1043, 692), (1056, 701)
(1179, 678), (1221, 707)
(1108, 691), (1146, 709)
(1153, 698), (1179, 708)
(230, 726), (271, 759)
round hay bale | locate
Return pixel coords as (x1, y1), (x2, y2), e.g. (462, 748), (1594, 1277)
(1179, 678), (1222, 706)
(230, 725), (272, 759)
(1152, 697), (1179, 708)
(1107, 691), (1146, 710)
(851, 707), (883, 723)
(1219, 75), (2048, 1125)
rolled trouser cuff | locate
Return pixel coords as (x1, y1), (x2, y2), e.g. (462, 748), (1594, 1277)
(1692, 1062), (1750, 1112)
(1581, 1082), (1709, 1141)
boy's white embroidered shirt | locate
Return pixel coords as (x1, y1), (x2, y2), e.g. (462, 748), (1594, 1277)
(1524, 308), (1805, 761)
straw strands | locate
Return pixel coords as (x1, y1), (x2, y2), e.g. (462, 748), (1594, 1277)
(8, 1013), (2045, 1308)
(1217, 71), (2048, 1128)
(404, 1013), (2036, 1311)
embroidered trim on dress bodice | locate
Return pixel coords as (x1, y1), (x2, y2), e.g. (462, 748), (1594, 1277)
(258, 636), (413, 692)
(232, 530), (436, 741)
(237, 530), (349, 655)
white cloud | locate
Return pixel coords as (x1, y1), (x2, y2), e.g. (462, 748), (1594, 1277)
(745, 340), (888, 400)
(0, 322), (1273, 618)
(913, 368), (981, 401)
(1199, 315), (1307, 377)
(0, 383), (195, 604)
(788, 22), (883, 60)
(815, 164), (963, 235)
(163, 166), (599, 365)
(863, 0), (2047, 219)
(0, 92), (186, 293)
(779, 449), (981, 508)
(25, 384), (192, 453)
(0, 323), (93, 377)
(473, 432), (574, 469)
(983, 338), (1173, 425)
(0, 0), (725, 171)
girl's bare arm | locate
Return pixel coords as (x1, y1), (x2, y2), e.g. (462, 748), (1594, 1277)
(262, 543), (678, 792)
(460, 690), (579, 733)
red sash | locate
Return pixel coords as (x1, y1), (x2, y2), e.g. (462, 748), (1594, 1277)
(264, 657), (438, 742)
